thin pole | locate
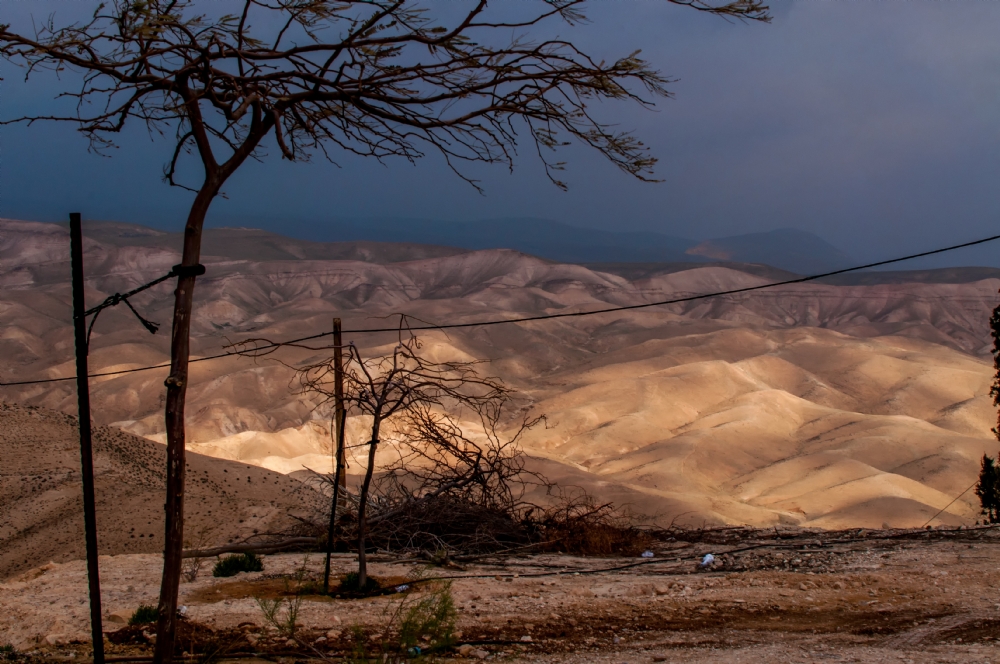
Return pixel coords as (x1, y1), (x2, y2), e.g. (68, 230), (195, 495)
(334, 319), (347, 494)
(323, 318), (347, 593)
(70, 212), (105, 664)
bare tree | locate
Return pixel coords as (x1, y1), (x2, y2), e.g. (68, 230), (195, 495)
(0, 0), (768, 658)
(296, 330), (535, 586)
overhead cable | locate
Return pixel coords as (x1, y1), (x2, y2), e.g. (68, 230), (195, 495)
(2, 232), (999, 387)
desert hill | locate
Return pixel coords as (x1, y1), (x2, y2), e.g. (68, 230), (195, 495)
(2, 218), (1000, 531)
(0, 403), (323, 579)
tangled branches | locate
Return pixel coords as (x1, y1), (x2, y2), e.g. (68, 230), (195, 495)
(234, 325), (658, 566)
(295, 329), (542, 584)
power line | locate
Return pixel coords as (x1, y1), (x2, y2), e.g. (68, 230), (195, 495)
(921, 480), (978, 528)
(2, 231), (999, 388)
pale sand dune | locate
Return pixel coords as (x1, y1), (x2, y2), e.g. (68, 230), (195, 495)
(3, 218), (1000, 531)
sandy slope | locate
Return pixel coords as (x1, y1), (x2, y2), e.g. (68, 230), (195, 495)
(2, 219), (999, 531)
(0, 403), (323, 579)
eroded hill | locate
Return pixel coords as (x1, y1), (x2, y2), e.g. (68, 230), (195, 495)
(2, 218), (999, 531)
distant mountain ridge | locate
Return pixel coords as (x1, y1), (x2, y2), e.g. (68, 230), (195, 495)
(15, 215), (855, 274)
(266, 216), (856, 275)
(685, 228), (855, 275)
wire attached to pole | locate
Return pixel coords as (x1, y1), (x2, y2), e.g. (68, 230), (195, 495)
(2, 232), (1000, 386)
(79, 263), (205, 350)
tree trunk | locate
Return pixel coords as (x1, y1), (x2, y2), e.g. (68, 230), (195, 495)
(356, 432), (380, 588)
(153, 185), (215, 664)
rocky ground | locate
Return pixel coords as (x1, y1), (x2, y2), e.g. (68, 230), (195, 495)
(4, 527), (1000, 662)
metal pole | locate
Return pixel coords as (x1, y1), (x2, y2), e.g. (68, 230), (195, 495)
(333, 319), (347, 494)
(323, 318), (347, 593)
(69, 212), (105, 664)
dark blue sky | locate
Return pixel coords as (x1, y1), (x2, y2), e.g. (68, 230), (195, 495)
(2, 0), (999, 268)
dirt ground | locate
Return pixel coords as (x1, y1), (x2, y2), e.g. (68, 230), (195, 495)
(5, 527), (1000, 662)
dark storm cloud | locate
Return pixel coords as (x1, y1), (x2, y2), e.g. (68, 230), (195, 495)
(1, 0), (998, 267)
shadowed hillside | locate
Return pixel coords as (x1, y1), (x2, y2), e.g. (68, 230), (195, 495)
(0, 403), (323, 579)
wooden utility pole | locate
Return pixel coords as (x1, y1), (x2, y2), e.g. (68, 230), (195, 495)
(323, 318), (347, 593)
(69, 212), (105, 664)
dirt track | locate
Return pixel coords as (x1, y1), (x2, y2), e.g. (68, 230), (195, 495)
(5, 527), (1000, 662)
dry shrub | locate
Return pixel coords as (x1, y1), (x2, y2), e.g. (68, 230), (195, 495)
(531, 494), (655, 556)
(359, 491), (652, 558)
(369, 494), (531, 555)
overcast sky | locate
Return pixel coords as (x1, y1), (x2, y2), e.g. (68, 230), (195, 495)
(2, 0), (999, 267)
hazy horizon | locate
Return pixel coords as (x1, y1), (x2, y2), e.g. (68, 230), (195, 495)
(3, 1), (999, 269)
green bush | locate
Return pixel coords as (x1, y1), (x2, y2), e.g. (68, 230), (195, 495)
(398, 583), (457, 652)
(213, 552), (264, 578)
(0, 644), (18, 661)
(340, 572), (381, 594)
(345, 583), (457, 663)
(129, 604), (159, 625)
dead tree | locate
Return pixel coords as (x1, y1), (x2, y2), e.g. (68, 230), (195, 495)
(1, 0), (768, 657)
(296, 330), (537, 586)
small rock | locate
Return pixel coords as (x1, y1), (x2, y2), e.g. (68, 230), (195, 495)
(453, 630), (464, 639)
(549, 613), (560, 620)
(653, 586), (671, 596)
(326, 629), (341, 639)
(286, 638), (297, 646)
(313, 636), (327, 644)
(567, 618), (578, 626)
(472, 649), (489, 660)
(458, 644), (475, 656)
(520, 635), (532, 642)
(612, 636), (622, 644)
(108, 610), (132, 624)
(832, 581), (845, 590)
(44, 634), (66, 646)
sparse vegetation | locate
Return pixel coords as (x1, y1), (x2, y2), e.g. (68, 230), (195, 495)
(253, 556), (314, 638)
(347, 583), (457, 663)
(182, 527), (212, 582)
(254, 596), (302, 640)
(0, 644), (18, 661)
(212, 553), (263, 578)
(286, 329), (542, 588)
(340, 572), (382, 595)
(129, 604), (160, 625)
(977, 453), (1000, 524)
(397, 583), (458, 654)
